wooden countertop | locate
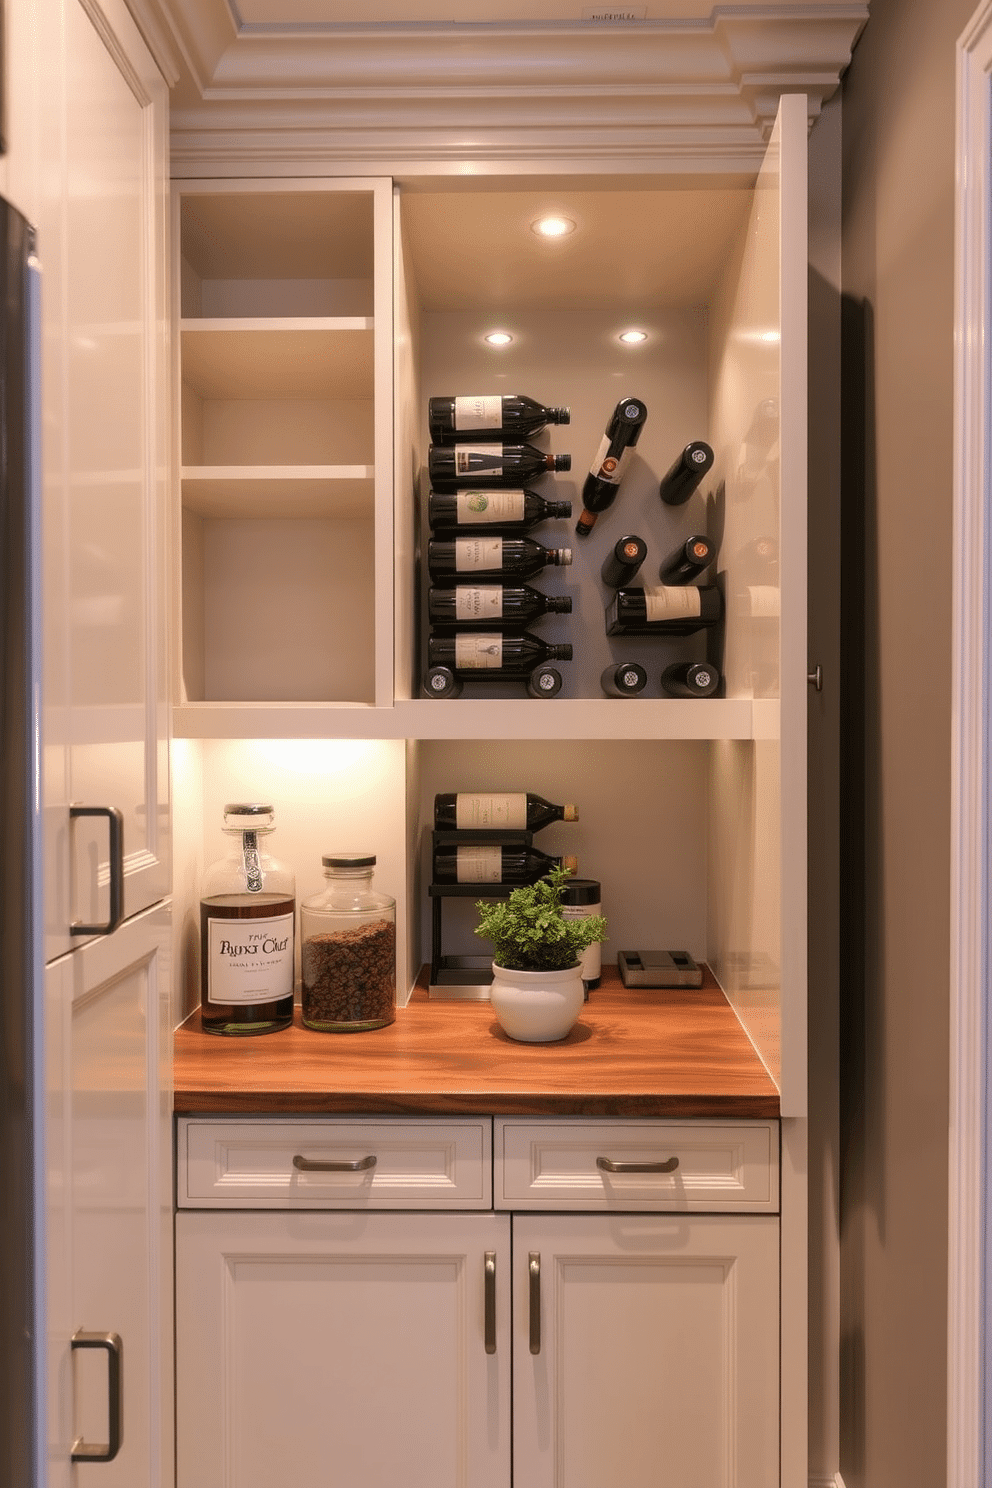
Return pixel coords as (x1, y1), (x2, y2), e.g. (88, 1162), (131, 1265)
(173, 966), (779, 1118)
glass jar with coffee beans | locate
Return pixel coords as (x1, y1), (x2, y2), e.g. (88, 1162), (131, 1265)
(300, 853), (396, 1032)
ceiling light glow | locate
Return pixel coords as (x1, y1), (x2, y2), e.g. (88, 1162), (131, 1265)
(531, 215), (576, 238)
(618, 329), (648, 344)
(484, 331), (513, 346)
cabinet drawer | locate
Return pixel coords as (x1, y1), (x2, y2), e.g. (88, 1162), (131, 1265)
(178, 1117), (492, 1209)
(495, 1119), (778, 1212)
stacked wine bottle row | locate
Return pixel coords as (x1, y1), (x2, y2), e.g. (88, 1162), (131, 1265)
(430, 791), (579, 885)
(423, 395), (576, 699)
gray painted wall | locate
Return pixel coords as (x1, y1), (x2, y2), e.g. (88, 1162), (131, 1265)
(839, 0), (973, 1481)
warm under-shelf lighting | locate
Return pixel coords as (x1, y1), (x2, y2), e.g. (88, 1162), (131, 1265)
(484, 330), (513, 346)
(531, 215), (576, 238)
(618, 329), (648, 344)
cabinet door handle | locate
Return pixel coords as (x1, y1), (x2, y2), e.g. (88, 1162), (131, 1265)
(528, 1252), (541, 1355)
(484, 1251), (497, 1354)
(70, 805), (125, 936)
(596, 1155), (680, 1174)
(70, 1330), (123, 1463)
(292, 1154), (377, 1172)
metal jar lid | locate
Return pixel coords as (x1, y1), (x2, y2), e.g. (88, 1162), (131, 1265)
(561, 877), (601, 905)
(322, 852), (376, 869)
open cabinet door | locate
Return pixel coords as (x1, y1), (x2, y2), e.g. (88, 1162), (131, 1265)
(708, 92), (808, 1118)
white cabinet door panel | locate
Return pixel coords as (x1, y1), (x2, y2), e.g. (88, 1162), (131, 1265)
(512, 1213), (779, 1488)
(176, 1210), (511, 1488)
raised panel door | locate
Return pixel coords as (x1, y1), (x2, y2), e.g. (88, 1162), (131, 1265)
(512, 1212), (779, 1488)
(175, 1210), (511, 1488)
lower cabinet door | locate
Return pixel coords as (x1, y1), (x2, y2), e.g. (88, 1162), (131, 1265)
(175, 1210), (511, 1488)
(512, 1213), (780, 1488)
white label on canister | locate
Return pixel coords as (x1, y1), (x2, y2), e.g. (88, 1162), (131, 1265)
(455, 792), (528, 830)
(454, 585), (503, 621)
(643, 585), (702, 621)
(455, 444), (502, 475)
(454, 634), (504, 669)
(206, 912), (294, 1005)
(562, 901), (603, 982)
(589, 434), (632, 486)
(456, 490), (526, 523)
(454, 537), (503, 572)
(456, 845), (502, 883)
(454, 396), (501, 431)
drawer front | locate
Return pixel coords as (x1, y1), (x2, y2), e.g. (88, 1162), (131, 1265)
(495, 1119), (778, 1212)
(178, 1117), (492, 1209)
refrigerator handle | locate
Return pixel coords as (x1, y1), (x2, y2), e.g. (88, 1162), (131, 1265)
(70, 1330), (123, 1463)
(69, 806), (125, 936)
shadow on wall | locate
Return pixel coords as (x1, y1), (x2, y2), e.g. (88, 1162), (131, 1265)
(838, 290), (877, 1484)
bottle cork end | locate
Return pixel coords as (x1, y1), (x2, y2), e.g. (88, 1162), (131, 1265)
(561, 856), (579, 875)
(563, 805), (579, 821)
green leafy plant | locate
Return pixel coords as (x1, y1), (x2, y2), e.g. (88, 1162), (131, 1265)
(474, 866), (607, 972)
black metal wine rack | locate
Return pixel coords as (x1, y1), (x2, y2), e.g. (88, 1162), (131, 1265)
(427, 828), (533, 997)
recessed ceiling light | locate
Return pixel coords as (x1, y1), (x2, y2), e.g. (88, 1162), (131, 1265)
(618, 329), (648, 344)
(484, 331), (513, 346)
(531, 215), (576, 238)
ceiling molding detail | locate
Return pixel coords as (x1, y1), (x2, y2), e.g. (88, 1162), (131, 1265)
(138, 1), (868, 171)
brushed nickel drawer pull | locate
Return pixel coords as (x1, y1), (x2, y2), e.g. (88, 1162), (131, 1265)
(529, 1252), (541, 1355)
(292, 1154), (377, 1172)
(484, 1251), (497, 1354)
(596, 1155), (680, 1174)
(70, 1330), (123, 1463)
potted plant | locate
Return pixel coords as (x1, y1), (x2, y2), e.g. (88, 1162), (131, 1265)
(475, 866), (607, 1042)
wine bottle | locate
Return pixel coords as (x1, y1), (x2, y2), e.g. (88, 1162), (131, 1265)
(428, 583), (572, 627)
(658, 534), (714, 585)
(429, 442), (571, 490)
(576, 397), (648, 535)
(432, 843), (578, 885)
(605, 585), (722, 636)
(427, 536), (572, 582)
(601, 534), (648, 588)
(658, 441), (714, 506)
(429, 394), (570, 443)
(423, 665), (462, 699)
(427, 487), (572, 532)
(427, 631), (573, 675)
(601, 661), (648, 697)
(434, 792), (579, 831)
(661, 660), (721, 698)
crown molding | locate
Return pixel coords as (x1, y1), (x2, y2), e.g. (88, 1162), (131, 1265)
(140, 1), (867, 169)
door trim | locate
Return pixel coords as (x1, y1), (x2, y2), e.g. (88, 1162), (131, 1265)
(950, 4), (992, 1483)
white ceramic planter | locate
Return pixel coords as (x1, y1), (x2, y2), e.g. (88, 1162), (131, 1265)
(489, 962), (585, 1043)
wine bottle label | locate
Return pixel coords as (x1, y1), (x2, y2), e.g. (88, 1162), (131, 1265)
(455, 845), (502, 883)
(455, 792), (528, 830)
(455, 444), (502, 474)
(456, 490), (526, 523)
(454, 585), (504, 621)
(454, 634), (504, 669)
(643, 586), (702, 620)
(454, 396), (502, 431)
(454, 537), (503, 572)
(589, 434), (631, 486)
(206, 912), (294, 1005)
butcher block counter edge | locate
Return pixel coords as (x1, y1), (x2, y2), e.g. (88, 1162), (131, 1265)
(173, 966), (780, 1118)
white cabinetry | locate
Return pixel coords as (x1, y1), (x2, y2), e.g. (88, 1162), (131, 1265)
(175, 1117), (778, 1488)
(171, 98), (807, 1122)
(6, 0), (175, 1482)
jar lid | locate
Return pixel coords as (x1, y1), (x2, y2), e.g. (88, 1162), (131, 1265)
(224, 802), (274, 816)
(561, 877), (601, 904)
(322, 852), (376, 869)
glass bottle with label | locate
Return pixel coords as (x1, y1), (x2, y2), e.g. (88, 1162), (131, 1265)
(300, 854), (396, 1032)
(199, 803), (296, 1036)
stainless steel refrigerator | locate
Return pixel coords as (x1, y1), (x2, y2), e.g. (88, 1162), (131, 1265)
(0, 193), (45, 1487)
